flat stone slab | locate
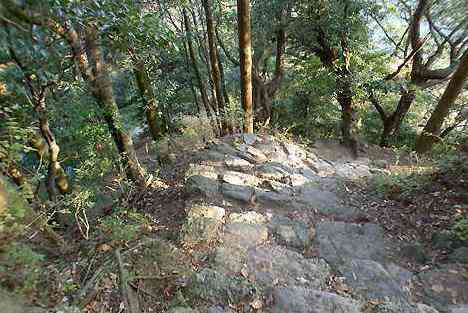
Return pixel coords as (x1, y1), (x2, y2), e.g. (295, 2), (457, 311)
(448, 304), (468, 313)
(167, 308), (199, 313)
(372, 300), (440, 313)
(271, 287), (362, 313)
(224, 156), (253, 171)
(296, 185), (344, 213)
(189, 269), (257, 304)
(316, 221), (389, 266)
(414, 264), (468, 310)
(181, 205), (225, 247)
(185, 164), (220, 196)
(269, 215), (312, 249)
(221, 171), (258, 186)
(227, 211), (267, 224)
(221, 183), (254, 203)
(340, 259), (412, 301)
(247, 245), (330, 289)
(223, 222), (268, 248)
(256, 162), (294, 180)
(215, 221), (269, 273)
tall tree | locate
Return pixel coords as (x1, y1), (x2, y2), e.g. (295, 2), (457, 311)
(293, 0), (362, 155)
(183, 8), (220, 135)
(129, 51), (162, 141)
(3, 23), (70, 200)
(369, 0), (467, 146)
(82, 25), (147, 186)
(251, 1), (289, 126)
(237, 0), (253, 133)
(415, 50), (468, 153)
(201, 0), (228, 134)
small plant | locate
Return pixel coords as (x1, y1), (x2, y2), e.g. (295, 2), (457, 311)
(99, 214), (140, 243)
(371, 171), (429, 199)
(452, 218), (468, 242)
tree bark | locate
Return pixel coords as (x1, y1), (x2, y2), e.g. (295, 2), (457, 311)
(83, 26), (147, 186)
(237, 0), (254, 133)
(252, 27), (286, 126)
(4, 25), (70, 199)
(336, 34), (358, 156)
(201, 0), (228, 134)
(379, 89), (416, 146)
(130, 54), (162, 140)
(183, 9), (220, 136)
(35, 94), (70, 200)
(415, 50), (468, 153)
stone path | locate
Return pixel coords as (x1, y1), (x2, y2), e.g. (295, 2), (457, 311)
(171, 134), (467, 313)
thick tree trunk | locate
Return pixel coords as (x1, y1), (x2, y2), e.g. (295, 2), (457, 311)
(237, 0), (254, 133)
(415, 51), (468, 154)
(252, 79), (273, 126)
(183, 9), (220, 136)
(201, 0), (228, 134)
(379, 89), (416, 146)
(131, 56), (162, 140)
(336, 75), (358, 156)
(336, 33), (358, 156)
(84, 27), (147, 187)
(252, 28), (286, 126)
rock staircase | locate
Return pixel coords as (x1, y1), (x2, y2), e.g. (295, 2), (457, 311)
(170, 134), (467, 313)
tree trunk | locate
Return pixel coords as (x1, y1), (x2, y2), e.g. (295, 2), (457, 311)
(35, 94), (70, 200)
(131, 55), (162, 140)
(336, 34), (358, 156)
(237, 0), (254, 133)
(4, 26), (70, 199)
(84, 26), (147, 186)
(252, 79), (272, 126)
(183, 9), (220, 136)
(415, 51), (468, 153)
(379, 89), (416, 146)
(201, 0), (228, 134)
(252, 27), (286, 126)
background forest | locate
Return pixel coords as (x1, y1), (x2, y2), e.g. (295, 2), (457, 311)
(0, 0), (467, 312)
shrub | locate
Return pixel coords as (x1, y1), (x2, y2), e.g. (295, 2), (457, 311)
(453, 218), (468, 242)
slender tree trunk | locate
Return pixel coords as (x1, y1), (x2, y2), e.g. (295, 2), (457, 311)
(84, 26), (147, 186)
(201, 0), (228, 134)
(183, 9), (220, 136)
(183, 41), (205, 116)
(237, 0), (254, 133)
(130, 55), (161, 140)
(4, 26), (69, 199)
(34, 94), (70, 200)
(415, 51), (468, 153)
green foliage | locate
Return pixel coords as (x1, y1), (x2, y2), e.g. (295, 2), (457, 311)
(98, 211), (142, 243)
(452, 219), (468, 242)
(371, 170), (430, 199)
